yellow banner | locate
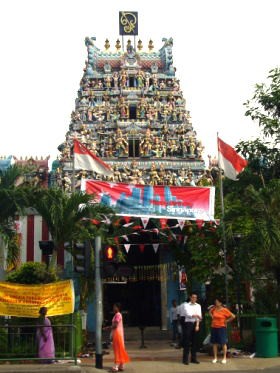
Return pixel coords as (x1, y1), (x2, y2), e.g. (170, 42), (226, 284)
(0, 280), (75, 317)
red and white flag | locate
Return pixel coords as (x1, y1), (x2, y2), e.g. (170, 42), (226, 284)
(218, 137), (247, 180)
(73, 139), (113, 177)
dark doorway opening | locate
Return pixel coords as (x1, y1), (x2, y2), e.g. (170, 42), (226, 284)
(103, 244), (161, 327)
(104, 281), (161, 327)
(129, 77), (136, 87)
(129, 138), (140, 157)
(129, 105), (137, 119)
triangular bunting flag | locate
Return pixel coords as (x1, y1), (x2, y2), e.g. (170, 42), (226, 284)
(160, 218), (168, 229)
(122, 235), (129, 242)
(152, 243), (159, 253)
(124, 244), (131, 253)
(123, 222), (134, 228)
(178, 219), (185, 231)
(123, 216), (131, 224)
(141, 217), (149, 229)
(196, 219), (204, 229)
(139, 244), (145, 253)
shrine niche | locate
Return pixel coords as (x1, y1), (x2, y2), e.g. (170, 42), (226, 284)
(14, 156), (50, 188)
(56, 36), (210, 188)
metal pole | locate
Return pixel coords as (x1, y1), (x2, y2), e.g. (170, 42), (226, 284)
(217, 133), (229, 306)
(219, 171), (229, 306)
(95, 236), (103, 369)
(72, 155), (75, 193)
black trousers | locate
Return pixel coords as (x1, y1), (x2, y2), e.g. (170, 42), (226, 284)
(182, 322), (198, 363)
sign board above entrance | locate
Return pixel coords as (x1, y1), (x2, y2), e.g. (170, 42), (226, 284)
(84, 180), (215, 221)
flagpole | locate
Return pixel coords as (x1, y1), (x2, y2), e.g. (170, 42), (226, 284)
(72, 142), (76, 193)
(217, 133), (229, 306)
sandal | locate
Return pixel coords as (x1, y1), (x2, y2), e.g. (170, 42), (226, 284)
(109, 368), (118, 372)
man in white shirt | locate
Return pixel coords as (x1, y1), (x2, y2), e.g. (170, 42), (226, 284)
(181, 293), (202, 365)
(176, 299), (188, 348)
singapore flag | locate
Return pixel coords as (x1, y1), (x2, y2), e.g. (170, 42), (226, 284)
(73, 139), (113, 177)
(218, 137), (248, 180)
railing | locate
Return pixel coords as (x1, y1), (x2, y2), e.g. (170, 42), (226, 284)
(0, 323), (77, 364)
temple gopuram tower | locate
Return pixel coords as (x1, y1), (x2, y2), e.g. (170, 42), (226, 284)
(56, 20), (206, 189)
(56, 12), (209, 329)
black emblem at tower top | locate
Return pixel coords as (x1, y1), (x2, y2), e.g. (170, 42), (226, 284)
(119, 11), (138, 35)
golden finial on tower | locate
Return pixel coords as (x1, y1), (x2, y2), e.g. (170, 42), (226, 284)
(104, 39), (110, 50)
(148, 39), (154, 52)
(115, 39), (121, 51)
(126, 39), (132, 50)
(137, 39), (143, 51)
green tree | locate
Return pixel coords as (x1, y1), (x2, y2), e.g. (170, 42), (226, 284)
(238, 67), (280, 182)
(233, 67), (280, 312)
(28, 187), (113, 268)
(0, 166), (30, 271)
(6, 262), (57, 284)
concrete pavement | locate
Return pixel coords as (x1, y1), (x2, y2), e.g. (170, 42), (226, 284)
(0, 340), (279, 372)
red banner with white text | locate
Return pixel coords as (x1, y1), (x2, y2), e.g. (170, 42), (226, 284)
(84, 180), (215, 221)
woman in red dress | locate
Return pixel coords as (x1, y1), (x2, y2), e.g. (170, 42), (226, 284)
(109, 303), (130, 372)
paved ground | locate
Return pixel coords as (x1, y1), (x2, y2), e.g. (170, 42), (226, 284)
(0, 341), (280, 372)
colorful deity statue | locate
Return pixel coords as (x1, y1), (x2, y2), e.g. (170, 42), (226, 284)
(104, 75), (112, 88)
(169, 139), (178, 157)
(172, 107), (177, 122)
(97, 80), (103, 89)
(71, 110), (81, 122)
(159, 80), (166, 89)
(105, 134), (114, 157)
(145, 72), (150, 89)
(140, 129), (152, 156)
(152, 137), (163, 158)
(115, 128), (128, 157)
(137, 70), (145, 88)
(149, 163), (160, 185)
(152, 74), (158, 88)
(62, 172), (72, 192)
(120, 70), (128, 88)
(87, 107), (93, 121)
(173, 78), (180, 91)
(196, 140), (204, 159)
(188, 135), (196, 156)
(104, 101), (112, 121)
(118, 97), (128, 118)
(113, 72), (119, 89)
(137, 97), (147, 119)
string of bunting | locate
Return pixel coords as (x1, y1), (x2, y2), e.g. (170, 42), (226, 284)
(87, 215), (220, 253)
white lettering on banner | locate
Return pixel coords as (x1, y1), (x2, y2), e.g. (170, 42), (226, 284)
(166, 206), (204, 215)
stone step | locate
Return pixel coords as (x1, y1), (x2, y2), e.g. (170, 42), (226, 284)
(124, 327), (171, 341)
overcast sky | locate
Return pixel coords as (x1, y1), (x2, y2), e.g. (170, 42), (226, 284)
(0, 0), (279, 166)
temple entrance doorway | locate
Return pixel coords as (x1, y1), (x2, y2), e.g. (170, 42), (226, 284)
(103, 243), (161, 327)
(128, 138), (140, 158)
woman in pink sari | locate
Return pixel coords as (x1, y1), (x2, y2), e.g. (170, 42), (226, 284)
(36, 307), (55, 363)
(110, 303), (130, 372)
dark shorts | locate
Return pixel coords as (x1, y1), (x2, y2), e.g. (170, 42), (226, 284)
(210, 327), (227, 345)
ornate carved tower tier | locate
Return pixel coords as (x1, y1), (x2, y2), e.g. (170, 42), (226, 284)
(56, 36), (206, 189)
